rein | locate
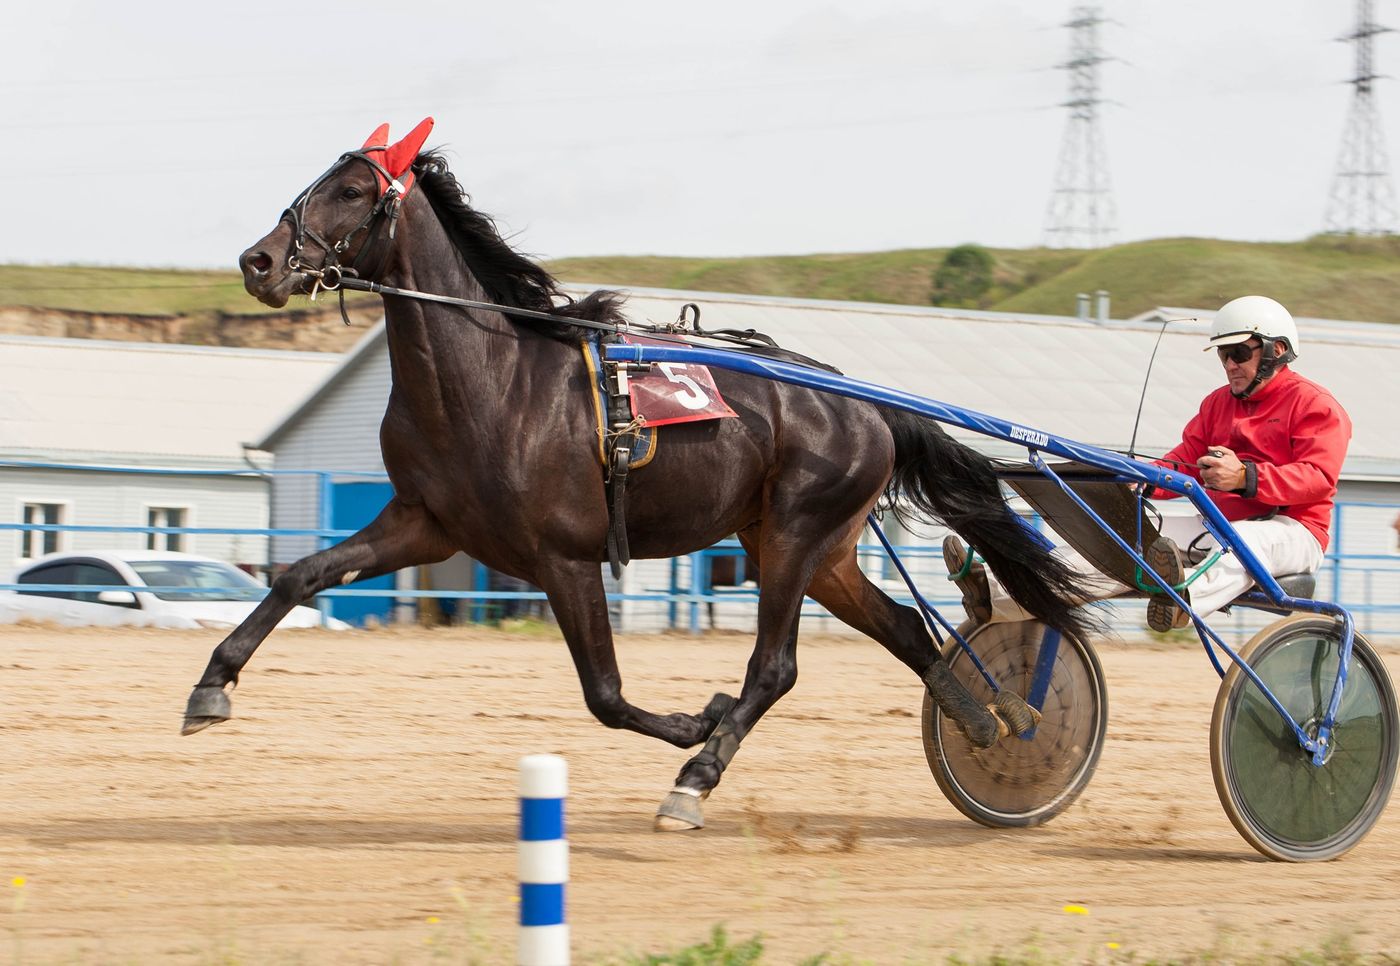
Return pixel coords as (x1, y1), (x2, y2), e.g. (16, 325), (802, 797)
(284, 149), (780, 351)
(334, 275), (625, 335)
(329, 275), (781, 351)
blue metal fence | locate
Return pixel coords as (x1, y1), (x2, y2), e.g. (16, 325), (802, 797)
(2, 460), (1397, 639)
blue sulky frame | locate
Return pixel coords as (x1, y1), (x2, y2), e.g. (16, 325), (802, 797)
(605, 341), (1354, 767)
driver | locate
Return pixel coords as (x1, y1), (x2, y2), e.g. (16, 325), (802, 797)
(945, 295), (1352, 632)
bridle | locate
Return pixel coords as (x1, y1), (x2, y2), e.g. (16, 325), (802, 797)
(282, 149), (409, 300)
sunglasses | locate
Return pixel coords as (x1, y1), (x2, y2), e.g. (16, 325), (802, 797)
(1216, 341), (1262, 365)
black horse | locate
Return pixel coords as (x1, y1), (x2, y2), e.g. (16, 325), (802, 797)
(185, 118), (1094, 830)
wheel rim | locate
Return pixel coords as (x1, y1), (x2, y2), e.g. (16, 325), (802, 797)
(934, 622), (1104, 822)
(1222, 628), (1391, 851)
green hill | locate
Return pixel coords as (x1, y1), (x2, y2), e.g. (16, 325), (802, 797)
(0, 264), (262, 316)
(0, 263), (379, 327)
(3, 235), (1399, 325)
(549, 235), (1400, 324)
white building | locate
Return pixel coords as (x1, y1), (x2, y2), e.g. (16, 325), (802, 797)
(250, 288), (1400, 637)
(1, 335), (342, 572)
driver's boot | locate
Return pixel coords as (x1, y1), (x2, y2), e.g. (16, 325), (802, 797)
(1145, 536), (1191, 631)
(942, 536), (992, 624)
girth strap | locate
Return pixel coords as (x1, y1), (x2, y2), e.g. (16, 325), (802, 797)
(606, 446), (632, 580)
(600, 334), (648, 580)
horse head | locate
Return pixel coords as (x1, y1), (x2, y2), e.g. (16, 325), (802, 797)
(239, 117), (434, 307)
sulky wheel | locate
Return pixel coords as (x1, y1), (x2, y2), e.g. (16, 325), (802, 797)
(922, 619), (1107, 828)
(1210, 615), (1399, 862)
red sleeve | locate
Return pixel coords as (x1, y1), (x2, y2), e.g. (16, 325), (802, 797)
(1148, 400), (1212, 500)
(1254, 394), (1351, 506)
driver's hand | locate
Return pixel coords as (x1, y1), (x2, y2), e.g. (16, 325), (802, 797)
(1197, 445), (1246, 491)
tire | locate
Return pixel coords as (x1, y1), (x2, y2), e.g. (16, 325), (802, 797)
(1210, 615), (1399, 862)
(922, 619), (1108, 828)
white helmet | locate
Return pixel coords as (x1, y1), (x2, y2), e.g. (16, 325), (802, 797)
(1204, 295), (1300, 362)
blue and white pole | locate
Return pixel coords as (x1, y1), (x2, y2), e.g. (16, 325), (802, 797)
(518, 754), (569, 965)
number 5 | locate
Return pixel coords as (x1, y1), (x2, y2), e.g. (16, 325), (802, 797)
(657, 363), (710, 410)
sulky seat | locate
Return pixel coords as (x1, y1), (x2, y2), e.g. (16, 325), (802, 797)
(994, 459), (1317, 611)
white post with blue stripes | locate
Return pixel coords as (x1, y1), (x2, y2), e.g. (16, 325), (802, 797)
(518, 754), (569, 965)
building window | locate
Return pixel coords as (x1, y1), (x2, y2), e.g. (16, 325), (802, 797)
(147, 507), (187, 552)
(20, 502), (64, 560)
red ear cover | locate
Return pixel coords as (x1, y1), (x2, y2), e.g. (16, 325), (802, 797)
(357, 117), (433, 196)
(361, 122), (390, 150)
(385, 116), (434, 178)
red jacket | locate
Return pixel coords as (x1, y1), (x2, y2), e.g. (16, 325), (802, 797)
(1153, 367), (1351, 551)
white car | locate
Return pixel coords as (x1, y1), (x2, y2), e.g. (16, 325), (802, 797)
(0, 550), (349, 630)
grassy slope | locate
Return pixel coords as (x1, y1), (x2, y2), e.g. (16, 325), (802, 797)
(550, 235), (1400, 323)
(546, 248), (1089, 311)
(3, 235), (1398, 322)
(0, 264), (258, 316)
(990, 235), (1400, 322)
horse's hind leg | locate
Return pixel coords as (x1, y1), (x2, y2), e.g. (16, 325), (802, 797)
(804, 548), (1004, 747)
(181, 498), (455, 735)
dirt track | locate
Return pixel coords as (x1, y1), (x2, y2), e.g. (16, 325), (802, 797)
(4, 624), (1400, 964)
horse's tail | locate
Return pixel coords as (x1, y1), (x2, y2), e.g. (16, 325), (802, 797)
(876, 406), (1098, 641)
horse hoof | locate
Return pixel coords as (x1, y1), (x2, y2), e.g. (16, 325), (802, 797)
(985, 706), (1011, 740)
(181, 686), (232, 736)
(654, 788), (705, 831)
(993, 691), (1042, 736)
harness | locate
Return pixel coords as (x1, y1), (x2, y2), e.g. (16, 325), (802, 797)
(581, 336), (658, 579)
(604, 335), (643, 579)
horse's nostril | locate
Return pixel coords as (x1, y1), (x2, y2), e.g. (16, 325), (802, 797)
(247, 252), (273, 274)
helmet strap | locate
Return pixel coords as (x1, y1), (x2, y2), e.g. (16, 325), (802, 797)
(1232, 339), (1289, 399)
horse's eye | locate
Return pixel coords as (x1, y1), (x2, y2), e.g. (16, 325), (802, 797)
(341, 186), (362, 201)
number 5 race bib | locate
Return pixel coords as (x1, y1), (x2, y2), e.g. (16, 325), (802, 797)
(622, 335), (738, 427)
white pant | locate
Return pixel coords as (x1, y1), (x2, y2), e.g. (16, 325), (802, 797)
(986, 515), (1324, 624)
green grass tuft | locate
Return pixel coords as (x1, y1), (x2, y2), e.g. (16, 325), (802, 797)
(614, 924), (765, 965)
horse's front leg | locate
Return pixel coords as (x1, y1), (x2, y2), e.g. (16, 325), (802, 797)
(535, 557), (733, 749)
(181, 498), (454, 735)
(652, 569), (803, 831)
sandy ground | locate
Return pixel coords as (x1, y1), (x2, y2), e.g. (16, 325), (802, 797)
(3, 622), (1400, 965)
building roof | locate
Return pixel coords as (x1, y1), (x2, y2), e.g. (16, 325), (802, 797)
(0, 335), (343, 467)
(254, 287), (1400, 482)
(253, 323), (386, 451)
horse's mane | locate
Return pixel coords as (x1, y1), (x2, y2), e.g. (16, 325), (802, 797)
(411, 151), (626, 341)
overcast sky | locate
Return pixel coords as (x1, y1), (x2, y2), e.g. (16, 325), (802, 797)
(2, 1), (1382, 268)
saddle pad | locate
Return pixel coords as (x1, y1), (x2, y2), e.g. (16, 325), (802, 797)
(621, 334), (738, 427)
